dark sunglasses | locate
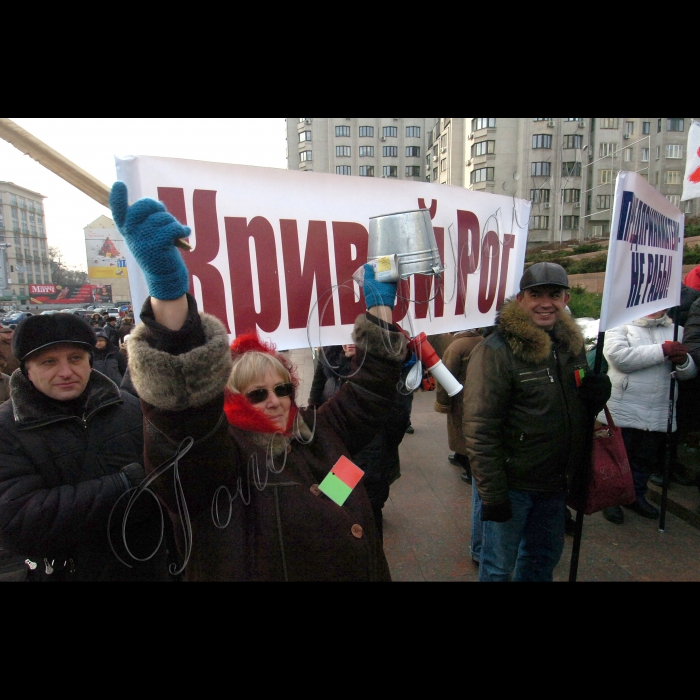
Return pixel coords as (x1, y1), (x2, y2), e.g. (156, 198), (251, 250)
(245, 382), (294, 405)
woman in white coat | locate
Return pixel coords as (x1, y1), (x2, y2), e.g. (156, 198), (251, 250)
(601, 309), (697, 524)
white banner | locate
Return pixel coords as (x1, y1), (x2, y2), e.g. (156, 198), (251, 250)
(115, 155), (531, 349)
(681, 119), (700, 202)
(599, 171), (684, 332)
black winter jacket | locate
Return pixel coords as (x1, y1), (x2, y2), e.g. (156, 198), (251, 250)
(93, 341), (127, 386)
(0, 369), (168, 581)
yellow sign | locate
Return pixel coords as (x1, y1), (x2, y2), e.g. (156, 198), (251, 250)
(88, 265), (129, 279)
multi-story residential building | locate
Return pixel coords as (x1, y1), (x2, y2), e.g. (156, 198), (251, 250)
(287, 118), (699, 246)
(0, 181), (51, 304)
(286, 118), (433, 181)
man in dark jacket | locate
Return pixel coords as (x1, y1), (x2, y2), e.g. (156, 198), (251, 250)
(463, 263), (610, 582)
(0, 313), (169, 581)
(104, 316), (120, 346)
(93, 331), (127, 385)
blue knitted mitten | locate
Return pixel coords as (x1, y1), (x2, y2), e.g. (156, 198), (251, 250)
(109, 181), (191, 300)
(362, 262), (397, 310)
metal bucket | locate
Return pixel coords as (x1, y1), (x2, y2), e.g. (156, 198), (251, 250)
(368, 209), (444, 279)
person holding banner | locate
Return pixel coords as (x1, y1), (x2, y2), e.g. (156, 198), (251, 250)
(463, 262), (611, 582)
(600, 310), (697, 524)
(110, 181), (409, 581)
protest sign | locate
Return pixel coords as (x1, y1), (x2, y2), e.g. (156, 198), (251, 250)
(599, 171), (684, 332)
(115, 155), (531, 348)
(681, 120), (700, 202)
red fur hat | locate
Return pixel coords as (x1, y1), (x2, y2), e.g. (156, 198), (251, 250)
(224, 331), (299, 435)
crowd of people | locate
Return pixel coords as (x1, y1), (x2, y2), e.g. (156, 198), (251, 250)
(0, 181), (698, 582)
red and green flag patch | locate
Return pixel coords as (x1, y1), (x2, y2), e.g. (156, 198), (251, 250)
(318, 456), (364, 506)
(574, 367), (586, 387)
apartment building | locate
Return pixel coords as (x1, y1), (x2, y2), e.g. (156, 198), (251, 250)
(286, 118), (433, 181)
(0, 181), (51, 303)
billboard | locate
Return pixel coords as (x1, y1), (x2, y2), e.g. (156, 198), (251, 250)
(85, 226), (129, 279)
(29, 284), (113, 305)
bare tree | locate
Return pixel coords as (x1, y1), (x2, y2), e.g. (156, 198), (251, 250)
(48, 246), (89, 287)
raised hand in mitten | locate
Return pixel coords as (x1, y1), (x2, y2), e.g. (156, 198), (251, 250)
(109, 181), (190, 300)
(362, 263), (397, 310)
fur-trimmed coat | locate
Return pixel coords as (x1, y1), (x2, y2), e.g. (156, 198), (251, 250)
(463, 298), (590, 507)
(433, 330), (483, 456)
(127, 296), (407, 582)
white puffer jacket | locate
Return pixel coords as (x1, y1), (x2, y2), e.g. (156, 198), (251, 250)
(598, 314), (697, 432)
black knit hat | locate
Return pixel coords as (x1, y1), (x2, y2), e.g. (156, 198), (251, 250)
(13, 313), (97, 361)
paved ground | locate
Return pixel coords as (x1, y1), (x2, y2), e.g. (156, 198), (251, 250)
(288, 347), (700, 582)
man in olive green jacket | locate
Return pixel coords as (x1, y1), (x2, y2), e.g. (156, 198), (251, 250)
(463, 263), (610, 582)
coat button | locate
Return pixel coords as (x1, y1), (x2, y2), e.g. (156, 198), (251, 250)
(310, 484), (321, 496)
(351, 524), (363, 538)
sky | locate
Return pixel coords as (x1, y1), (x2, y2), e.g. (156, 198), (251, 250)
(1, 118), (288, 269)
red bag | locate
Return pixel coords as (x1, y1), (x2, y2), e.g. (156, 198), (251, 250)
(568, 406), (636, 515)
(421, 374), (436, 391)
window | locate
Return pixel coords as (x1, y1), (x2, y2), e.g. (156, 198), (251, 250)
(529, 216), (549, 230)
(336, 146), (351, 157)
(359, 146), (374, 157)
(300, 150), (312, 162)
(666, 144), (683, 159)
(597, 195), (612, 209)
(359, 126), (374, 137)
(383, 146), (398, 157)
(685, 201), (694, 214)
(623, 148), (633, 162)
(471, 118), (496, 131)
(562, 162), (581, 177)
(599, 170), (613, 184)
(383, 165), (397, 178)
(470, 167), (495, 184)
(440, 134), (448, 149)
(642, 122), (650, 134)
(562, 216), (579, 229)
(406, 166), (421, 177)
(563, 189), (581, 203)
(666, 195), (681, 207)
(299, 131), (311, 142)
(599, 142), (616, 157)
(382, 126), (397, 138)
(564, 118), (582, 122)
(655, 171), (660, 185)
(530, 189), (550, 203)
(335, 125), (350, 137)
(406, 126), (421, 138)
(656, 145), (661, 159)
(27, 201), (33, 212)
(641, 148), (649, 162)
(531, 162), (551, 177)
(533, 118), (553, 122)
(19, 197), (25, 208)
(38, 217), (44, 235)
(667, 118), (684, 132)
(432, 167), (438, 181)
(440, 159), (447, 172)
(600, 118), (618, 129)
(472, 140), (495, 157)
(658, 118), (662, 133)
(336, 166), (351, 175)
(406, 146), (421, 157)
(9, 194), (17, 205)
(665, 170), (682, 184)
(624, 121), (634, 135)
(299, 118), (309, 122)
(532, 134), (552, 149)
(563, 134), (583, 149)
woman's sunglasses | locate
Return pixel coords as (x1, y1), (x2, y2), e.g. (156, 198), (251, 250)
(245, 382), (294, 405)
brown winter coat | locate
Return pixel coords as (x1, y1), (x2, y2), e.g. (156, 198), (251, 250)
(127, 297), (407, 582)
(433, 331), (483, 456)
(464, 298), (589, 507)
(0, 338), (19, 376)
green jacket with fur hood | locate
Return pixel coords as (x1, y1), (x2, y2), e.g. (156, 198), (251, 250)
(463, 297), (589, 510)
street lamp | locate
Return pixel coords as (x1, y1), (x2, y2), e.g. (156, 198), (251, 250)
(0, 243), (11, 300)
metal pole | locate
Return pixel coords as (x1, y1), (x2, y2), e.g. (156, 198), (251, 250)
(569, 329), (606, 582)
(659, 314), (680, 532)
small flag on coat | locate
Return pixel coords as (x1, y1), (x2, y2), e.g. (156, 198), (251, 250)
(318, 456), (364, 506)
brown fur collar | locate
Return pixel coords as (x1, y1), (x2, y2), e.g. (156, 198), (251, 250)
(497, 296), (584, 364)
(351, 313), (408, 361)
(128, 312), (233, 410)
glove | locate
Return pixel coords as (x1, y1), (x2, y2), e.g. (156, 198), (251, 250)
(109, 181), (190, 300)
(362, 262), (397, 310)
(120, 462), (146, 488)
(578, 373), (611, 413)
(663, 341), (688, 365)
(481, 500), (512, 523)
